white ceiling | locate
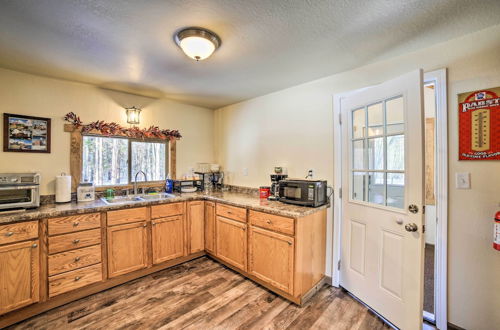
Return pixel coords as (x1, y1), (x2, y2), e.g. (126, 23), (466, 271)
(0, 0), (499, 109)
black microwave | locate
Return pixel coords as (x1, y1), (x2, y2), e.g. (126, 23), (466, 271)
(278, 179), (328, 207)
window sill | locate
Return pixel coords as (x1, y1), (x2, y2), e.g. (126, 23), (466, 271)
(93, 182), (165, 192)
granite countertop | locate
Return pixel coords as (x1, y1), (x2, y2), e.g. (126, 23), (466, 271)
(0, 191), (330, 224)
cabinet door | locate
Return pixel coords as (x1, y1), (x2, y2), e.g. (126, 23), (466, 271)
(0, 240), (39, 315)
(107, 222), (148, 278)
(249, 226), (294, 294)
(204, 201), (216, 254)
(152, 215), (185, 264)
(216, 216), (247, 271)
(187, 201), (204, 254)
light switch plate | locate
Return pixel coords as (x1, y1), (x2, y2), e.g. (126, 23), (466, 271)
(455, 172), (470, 189)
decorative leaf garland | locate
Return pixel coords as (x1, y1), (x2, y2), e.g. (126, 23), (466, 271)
(64, 112), (182, 140)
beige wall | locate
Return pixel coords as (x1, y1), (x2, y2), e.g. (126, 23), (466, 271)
(214, 25), (500, 329)
(0, 68), (214, 195)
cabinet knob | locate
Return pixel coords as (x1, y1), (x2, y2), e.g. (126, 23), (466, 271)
(74, 276), (81, 281)
(32, 243), (38, 248)
(74, 256), (81, 262)
(5, 231), (14, 237)
(287, 241), (292, 246)
(73, 222), (79, 227)
(73, 239), (80, 244)
(152, 222), (156, 226)
(143, 223), (147, 227)
(266, 220), (272, 224)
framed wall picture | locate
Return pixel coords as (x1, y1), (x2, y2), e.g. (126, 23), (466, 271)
(3, 113), (51, 153)
(458, 87), (500, 160)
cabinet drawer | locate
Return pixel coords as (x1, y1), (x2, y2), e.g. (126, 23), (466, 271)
(107, 207), (148, 226)
(49, 229), (101, 254)
(249, 211), (295, 236)
(216, 204), (247, 223)
(0, 221), (38, 245)
(151, 203), (184, 219)
(48, 244), (102, 276)
(49, 263), (102, 297)
(48, 213), (100, 236)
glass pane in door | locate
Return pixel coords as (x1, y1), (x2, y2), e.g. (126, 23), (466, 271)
(386, 96), (404, 134)
(368, 138), (384, 170)
(352, 108), (366, 139)
(352, 172), (366, 201)
(387, 173), (405, 208)
(368, 103), (384, 136)
(368, 172), (385, 205)
(352, 140), (365, 170)
(387, 135), (405, 171)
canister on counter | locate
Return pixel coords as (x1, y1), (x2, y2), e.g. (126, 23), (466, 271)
(259, 186), (271, 199)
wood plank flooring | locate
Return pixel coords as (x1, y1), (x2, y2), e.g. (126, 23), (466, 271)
(8, 257), (389, 330)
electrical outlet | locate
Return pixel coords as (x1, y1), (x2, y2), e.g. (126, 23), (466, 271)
(243, 168), (248, 176)
(307, 169), (314, 178)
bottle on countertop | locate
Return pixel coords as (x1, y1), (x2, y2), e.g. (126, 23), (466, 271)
(165, 174), (173, 193)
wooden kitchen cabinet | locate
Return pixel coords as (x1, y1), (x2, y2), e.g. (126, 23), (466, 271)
(0, 240), (39, 315)
(187, 201), (204, 254)
(107, 222), (148, 278)
(216, 216), (247, 271)
(204, 201), (216, 254)
(249, 226), (294, 294)
(151, 215), (185, 264)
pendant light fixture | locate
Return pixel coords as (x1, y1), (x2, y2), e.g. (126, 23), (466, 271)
(174, 27), (221, 61)
(126, 106), (141, 125)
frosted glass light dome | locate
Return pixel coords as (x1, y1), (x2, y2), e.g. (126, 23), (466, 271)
(175, 28), (221, 61)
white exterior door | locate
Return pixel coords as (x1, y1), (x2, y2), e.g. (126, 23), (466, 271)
(340, 70), (425, 329)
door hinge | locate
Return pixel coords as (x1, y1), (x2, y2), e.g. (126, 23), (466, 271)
(422, 225), (426, 233)
(422, 205), (426, 214)
(337, 259), (341, 270)
(339, 188), (342, 199)
(339, 113), (342, 125)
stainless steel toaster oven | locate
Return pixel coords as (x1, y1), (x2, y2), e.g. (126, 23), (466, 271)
(0, 173), (40, 210)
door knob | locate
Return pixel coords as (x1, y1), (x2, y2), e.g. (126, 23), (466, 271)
(404, 223), (418, 232)
(408, 204), (419, 214)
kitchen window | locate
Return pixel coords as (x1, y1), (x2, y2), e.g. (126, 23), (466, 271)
(82, 135), (167, 186)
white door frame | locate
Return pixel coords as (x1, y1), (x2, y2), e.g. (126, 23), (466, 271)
(332, 69), (448, 329)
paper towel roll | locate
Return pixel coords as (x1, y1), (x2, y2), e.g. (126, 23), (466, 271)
(55, 173), (71, 203)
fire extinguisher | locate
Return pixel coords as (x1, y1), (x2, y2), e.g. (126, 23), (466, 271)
(494, 211), (500, 251)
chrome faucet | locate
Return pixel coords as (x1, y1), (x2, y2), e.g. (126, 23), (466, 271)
(134, 170), (147, 195)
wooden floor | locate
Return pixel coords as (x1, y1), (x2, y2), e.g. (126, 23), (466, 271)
(8, 257), (389, 330)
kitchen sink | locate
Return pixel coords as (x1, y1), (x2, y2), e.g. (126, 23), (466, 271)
(101, 193), (175, 205)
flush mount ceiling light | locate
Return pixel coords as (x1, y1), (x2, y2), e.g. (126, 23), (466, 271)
(174, 27), (221, 61)
(126, 106), (141, 125)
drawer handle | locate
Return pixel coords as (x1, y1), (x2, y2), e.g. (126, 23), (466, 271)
(266, 220), (272, 224)
(74, 276), (81, 281)
(73, 239), (80, 244)
(5, 231), (14, 237)
(73, 222), (79, 227)
(32, 243), (38, 248)
(74, 256), (81, 262)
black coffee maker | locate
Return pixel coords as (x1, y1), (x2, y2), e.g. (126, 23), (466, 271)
(268, 167), (287, 201)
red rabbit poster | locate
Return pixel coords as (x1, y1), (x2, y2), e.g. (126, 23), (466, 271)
(458, 87), (500, 160)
